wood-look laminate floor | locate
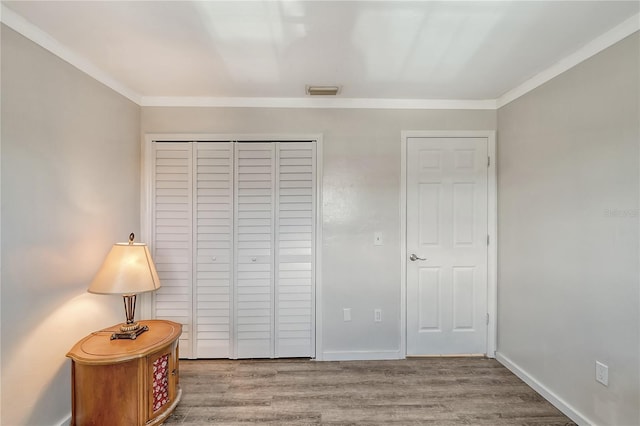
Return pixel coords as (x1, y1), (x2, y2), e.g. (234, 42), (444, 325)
(164, 358), (576, 426)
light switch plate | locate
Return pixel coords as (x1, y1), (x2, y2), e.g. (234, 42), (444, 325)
(596, 361), (609, 386)
(343, 308), (352, 322)
(374, 232), (383, 246)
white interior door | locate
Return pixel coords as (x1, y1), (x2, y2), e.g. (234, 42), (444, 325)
(406, 137), (488, 355)
(234, 142), (275, 358)
(151, 142), (194, 358)
(151, 140), (316, 359)
(234, 142), (317, 358)
(275, 142), (316, 358)
(194, 142), (234, 358)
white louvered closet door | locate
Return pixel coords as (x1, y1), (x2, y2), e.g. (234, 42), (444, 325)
(194, 142), (234, 358)
(151, 140), (316, 359)
(151, 142), (194, 358)
(275, 143), (316, 357)
(234, 143), (275, 358)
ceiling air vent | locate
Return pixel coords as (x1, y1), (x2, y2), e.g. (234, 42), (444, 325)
(306, 85), (340, 96)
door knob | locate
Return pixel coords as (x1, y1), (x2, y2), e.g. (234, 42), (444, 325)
(409, 254), (426, 261)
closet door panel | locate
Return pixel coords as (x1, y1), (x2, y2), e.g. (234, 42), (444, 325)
(275, 142), (316, 357)
(152, 142), (194, 358)
(235, 143), (275, 358)
(195, 142), (233, 358)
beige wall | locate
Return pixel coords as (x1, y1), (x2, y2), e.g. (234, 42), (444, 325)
(141, 107), (496, 357)
(497, 33), (639, 425)
(1, 25), (141, 425)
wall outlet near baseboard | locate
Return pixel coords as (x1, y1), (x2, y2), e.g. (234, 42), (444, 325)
(374, 309), (382, 322)
(595, 361), (609, 386)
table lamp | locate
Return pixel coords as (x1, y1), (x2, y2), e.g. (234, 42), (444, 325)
(88, 233), (161, 340)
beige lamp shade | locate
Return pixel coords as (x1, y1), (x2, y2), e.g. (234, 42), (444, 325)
(88, 242), (161, 295)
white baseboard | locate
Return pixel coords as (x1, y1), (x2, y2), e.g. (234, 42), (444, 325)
(320, 350), (402, 361)
(495, 352), (592, 426)
(56, 413), (71, 426)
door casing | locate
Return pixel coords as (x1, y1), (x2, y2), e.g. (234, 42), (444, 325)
(400, 131), (497, 358)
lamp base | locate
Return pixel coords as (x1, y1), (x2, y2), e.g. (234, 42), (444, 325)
(110, 324), (149, 340)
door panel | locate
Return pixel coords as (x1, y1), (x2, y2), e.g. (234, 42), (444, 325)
(275, 142), (316, 358)
(418, 267), (440, 330)
(194, 142), (233, 358)
(407, 137), (488, 355)
(234, 143), (275, 358)
(152, 142), (193, 358)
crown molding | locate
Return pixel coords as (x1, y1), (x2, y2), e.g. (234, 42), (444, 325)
(497, 12), (640, 109)
(0, 4), (141, 105)
(140, 96), (497, 110)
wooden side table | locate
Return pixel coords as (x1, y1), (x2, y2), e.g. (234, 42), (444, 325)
(67, 320), (182, 426)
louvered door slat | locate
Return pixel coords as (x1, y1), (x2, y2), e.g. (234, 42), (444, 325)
(152, 142), (193, 358)
(195, 142), (233, 358)
(235, 143), (274, 358)
(275, 142), (315, 357)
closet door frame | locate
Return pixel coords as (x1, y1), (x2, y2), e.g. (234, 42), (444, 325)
(141, 133), (324, 359)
